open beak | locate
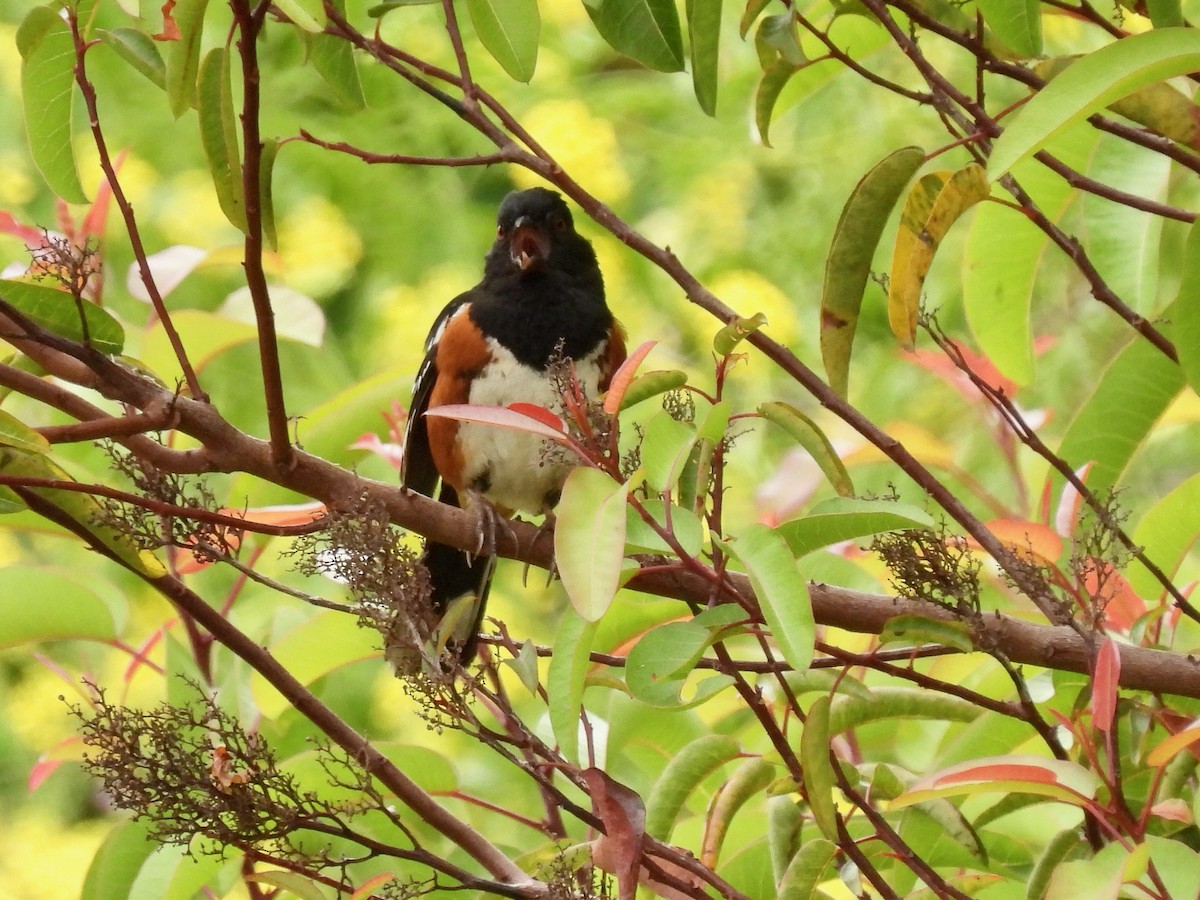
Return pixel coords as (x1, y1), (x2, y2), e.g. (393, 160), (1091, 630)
(509, 218), (551, 271)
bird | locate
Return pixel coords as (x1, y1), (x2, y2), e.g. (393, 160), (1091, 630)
(402, 187), (627, 663)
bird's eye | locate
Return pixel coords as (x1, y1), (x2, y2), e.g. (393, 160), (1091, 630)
(553, 217), (567, 232)
(497, 225), (506, 238)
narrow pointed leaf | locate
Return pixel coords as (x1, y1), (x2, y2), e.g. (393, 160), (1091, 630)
(894, 755), (1101, 807)
(1128, 471), (1200, 600)
(274, 0), (326, 32)
(774, 497), (933, 556)
(645, 734), (740, 840)
(1092, 637), (1120, 734)
(989, 29), (1200, 178)
(1171, 223), (1200, 397)
(740, 0), (774, 37)
(1052, 337), (1182, 497)
(686, 0), (722, 115)
(198, 48), (247, 233)
(616, 370), (688, 412)
(587, 0), (684, 72)
(822, 145), (924, 396)
(755, 60), (801, 147)
(555, 467), (630, 621)
(467, 0), (540, 82)
(18, 6), (88, 204)
(759, 401), (853, 497)
(547, 610), (597, 764)
(800, 694), (839, 840)
(722, 524), (814, 672)
(889, 165), (990, 348)
(165, 0), (210, 117)
(778, 837), (838, 899)
(259, 137), (279, 250)
(0, 409), (50, 454)
(625, 499), (704, 557)
(702, 757), (775, 867)
(604, 339), (658, 414)
(424, 403), (573, 444)
(99, 28), (166, 89)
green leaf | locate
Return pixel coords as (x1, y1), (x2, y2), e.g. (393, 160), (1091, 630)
(641, 412), (698, 494)
(755, 60), (801, 148)
(1172, 226), (1200, 398)
(644, 734), (740, 840)
(626, 610), (741, 707)
(1146, 0), (1184, 27)
(1053, 338), (1183, 497)
(1145, 836), (1200, 900)
(547, 609), (597, 764)
(705, 757), (775, 865)
(714, 311), (768, 355)
(1128, 471), (1200, 600)
(81, 819), (159, 900)
(467, 0), (540, 82)
(99, 28), (166, 89)
(830, 687), (981, 734)
(246, 871), (328, 900)
(0, 448), (164, 578)
(0, 279), (125, 354)
(988, 28), (1200, 178)
(963, 123), (1096, 386)
(618, 369), (688, 411)
(686, 0), (721, 114)
(0, 408), (50, 454)
(310, 0), (365, 110)
(822, 145), (925, 397)
(586, 0), (685, 72)
(0, 566), (118, 647)
(1081, 134), (1171, 315)
(555, 467), (630, 621)
(759, 401), (853, 497)
(250, 610), (378, 718)
(739, 0), (773, 37)
(774, 497), (934, 556)
(165, 0), (210, 118)
(274, 0), (326, 32)
(778, 837), (838, 899)
(755, 13), (805, 67)
(879, 614), (974, 652)
(1028, 829), (1091, 900)
(198, 48), (248, 234)
(18, 6), (88, 204)
(721, 524), (814, 672)
(768, 796), (804, 883)
(259, 137), (280, 251)
(800, 695), (839, 841)
(625, 499), (705, 557)
(975, 0), (1041, 58)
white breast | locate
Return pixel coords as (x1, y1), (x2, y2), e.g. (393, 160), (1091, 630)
(458, 339), (606, 513)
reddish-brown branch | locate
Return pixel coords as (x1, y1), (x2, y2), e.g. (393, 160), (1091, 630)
(67, 11), (207, 402)
(230, 0), (294, 471)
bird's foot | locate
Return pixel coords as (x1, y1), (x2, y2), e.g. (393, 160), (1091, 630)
(462, 491), (516, 559)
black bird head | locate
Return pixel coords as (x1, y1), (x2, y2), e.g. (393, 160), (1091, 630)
(485, 188), (595, 277)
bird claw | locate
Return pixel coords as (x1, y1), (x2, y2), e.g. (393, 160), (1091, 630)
(464, 492), (516, 559)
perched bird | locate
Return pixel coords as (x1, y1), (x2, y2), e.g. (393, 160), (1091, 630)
(402, 188), (627, 662)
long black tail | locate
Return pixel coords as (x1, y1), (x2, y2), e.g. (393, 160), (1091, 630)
(422, 482), (495, 662)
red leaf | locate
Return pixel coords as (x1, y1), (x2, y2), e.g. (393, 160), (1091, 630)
(424, 403), (576, 446)
(1092, 637), (1120, 734)
(0, 212), (45, 248)
(937, 763), (1059, 786)
(603, 339), (657, 414)
(155, 0), (181, 41)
